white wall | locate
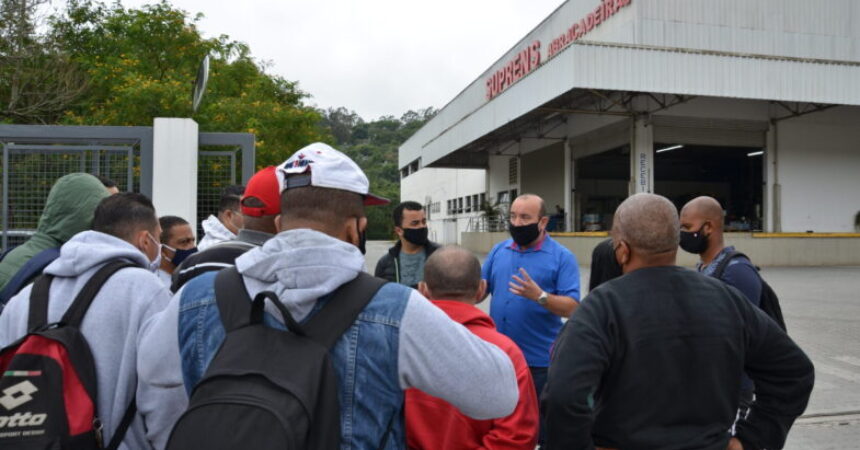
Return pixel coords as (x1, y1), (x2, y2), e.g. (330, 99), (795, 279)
(400, 168), (486, 244)
(776, 107), (860, 232)
(521, 143), (565, 209)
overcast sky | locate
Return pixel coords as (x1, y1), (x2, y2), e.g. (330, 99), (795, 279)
(114, 0), (564, 120)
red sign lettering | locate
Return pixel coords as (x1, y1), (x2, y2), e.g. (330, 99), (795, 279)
(546, 0), (632, 60)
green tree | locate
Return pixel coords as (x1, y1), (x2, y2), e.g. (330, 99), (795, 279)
(0, 0), (86, 123)
(50, 0), (328, 166)
(320, 107), (436, 239)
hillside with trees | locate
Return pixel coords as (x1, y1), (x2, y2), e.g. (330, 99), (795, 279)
(0, 0), (434, 238)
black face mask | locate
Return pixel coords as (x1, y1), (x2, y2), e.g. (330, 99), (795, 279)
(509, 222), (541, 247)
(402, 227), (429, 246)
(680, 225), (709, 254)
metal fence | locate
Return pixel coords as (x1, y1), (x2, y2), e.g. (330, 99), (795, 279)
(197, 150), (239, 238)
(0, 126), (254, 252)
(1, 144), (137, 250)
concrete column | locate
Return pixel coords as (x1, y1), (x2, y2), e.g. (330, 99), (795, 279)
(630, 118), (654, 195)
(152, 118), (198, 231)
(564, 139), (573, 232)
(765, 122), (781, 232)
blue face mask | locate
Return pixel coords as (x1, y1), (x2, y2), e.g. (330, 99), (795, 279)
(164, 245), (198, 267)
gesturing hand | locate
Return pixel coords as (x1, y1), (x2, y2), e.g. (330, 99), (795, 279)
(509, 268), (543, 301)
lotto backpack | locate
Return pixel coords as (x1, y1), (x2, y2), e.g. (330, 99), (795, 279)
(0, 260), (136, 449)
(166, 267), (386, 450)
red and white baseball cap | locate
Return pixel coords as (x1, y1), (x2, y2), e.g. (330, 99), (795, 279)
(240, 166), (281, 217)
(276, 143), (390, 206)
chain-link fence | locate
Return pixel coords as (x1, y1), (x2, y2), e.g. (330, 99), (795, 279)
(196, 150), (240, 239)
(1, 144), (137, 250)
(1, 127), (253, 252)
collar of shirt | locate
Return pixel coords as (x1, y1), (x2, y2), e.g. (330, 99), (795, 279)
(236, 229), (274, 247)
(508, 231), (548, 253)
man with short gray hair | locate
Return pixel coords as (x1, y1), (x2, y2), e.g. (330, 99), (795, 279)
(544, 193), (814, 450)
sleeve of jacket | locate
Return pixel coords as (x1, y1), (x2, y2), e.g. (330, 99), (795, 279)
(481, 345), (539, 450)
(374, 253), (392, 280)
(398, 290), (518, 420)
(733, 296), (814, 450)
(543, 297), (611, 450)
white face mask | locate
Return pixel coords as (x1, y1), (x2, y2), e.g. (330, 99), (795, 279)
(146, 233), (162, 272)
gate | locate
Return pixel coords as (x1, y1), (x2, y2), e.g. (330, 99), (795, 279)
(0, 125), (254, 252)
(196, 132), (255, 238)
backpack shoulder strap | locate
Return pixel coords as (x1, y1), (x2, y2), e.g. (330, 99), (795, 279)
(712, 251), (749, 279)
(304, 272), (387, 349)
(2, 247), (60, 308)
(61, 260), (137, 327)
(214, 267), (255, 332)
(27, 273), (54, 332)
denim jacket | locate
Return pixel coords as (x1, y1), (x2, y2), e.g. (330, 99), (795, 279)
(177, 271), (411, 449)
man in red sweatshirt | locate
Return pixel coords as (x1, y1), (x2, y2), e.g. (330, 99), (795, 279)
(406, 246), (539, 449)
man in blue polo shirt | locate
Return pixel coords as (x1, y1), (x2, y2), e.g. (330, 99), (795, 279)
(482, 193), (580, 445)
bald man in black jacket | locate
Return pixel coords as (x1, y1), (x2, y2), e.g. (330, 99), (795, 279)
(544, 193), (814, 450)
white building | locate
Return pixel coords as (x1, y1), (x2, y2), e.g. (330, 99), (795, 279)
(400, 0), (860, 253)
(399, 167), (486, 245)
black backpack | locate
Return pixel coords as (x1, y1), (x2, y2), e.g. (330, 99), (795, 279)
(713, 251), (787, 332)
(166, 268), (386, 450)
(0, 260), (137, 449)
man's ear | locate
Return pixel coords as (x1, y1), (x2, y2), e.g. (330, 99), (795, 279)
(417, 281), (431, 299)
(345, 216), (368, 247)
(616, 241), (631, 271)
(475, 280), (488, 304)
(393, 225), (404, 237)
(274, 214), (282, 233)
(539, 215), (550, 231)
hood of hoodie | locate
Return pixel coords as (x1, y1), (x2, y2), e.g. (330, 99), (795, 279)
(44, 230), (150, 277)
(0, 174), (110, 288)
(38, 173), (110, 245)
(235, 228), (365, 322)
(201, 215), (236, 242)
(430, 300), (496, 329)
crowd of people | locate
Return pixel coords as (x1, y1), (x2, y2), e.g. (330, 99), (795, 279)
(0, 142), (814, 449)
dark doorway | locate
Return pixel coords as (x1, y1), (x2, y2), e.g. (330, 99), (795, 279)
(654, 144), (763, 231)
(575, 145), (629, 232)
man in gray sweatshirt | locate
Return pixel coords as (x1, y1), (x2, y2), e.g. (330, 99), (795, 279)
(0, 193), (172, 449)
(137, 143), (519, 449)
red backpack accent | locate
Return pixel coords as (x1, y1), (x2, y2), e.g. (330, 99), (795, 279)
(0, 261), (136, 449)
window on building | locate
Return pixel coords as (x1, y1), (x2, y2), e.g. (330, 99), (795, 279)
(472, 194), (479, 212)
(480, 193), (486, 209)
(458, 197), (464, 213)
(447, 200), (452, 215)
(508, 157), (518, 185)
(465, 196), (472, 213)
(400, 167), (409, 179)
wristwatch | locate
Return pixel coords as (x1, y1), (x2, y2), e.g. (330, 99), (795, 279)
(537, 291), (549, 306)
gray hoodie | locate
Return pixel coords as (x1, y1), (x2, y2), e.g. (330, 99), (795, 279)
(137, 229), (518, 449)
(0, 231), (172, 450)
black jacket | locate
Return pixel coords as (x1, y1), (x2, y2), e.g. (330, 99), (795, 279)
(544, 265), (814, 450)
(374, 240), (439, 286)
(171, 229), (272, 292)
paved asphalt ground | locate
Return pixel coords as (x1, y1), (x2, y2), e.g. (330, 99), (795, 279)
(365, 240), (860, 448)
